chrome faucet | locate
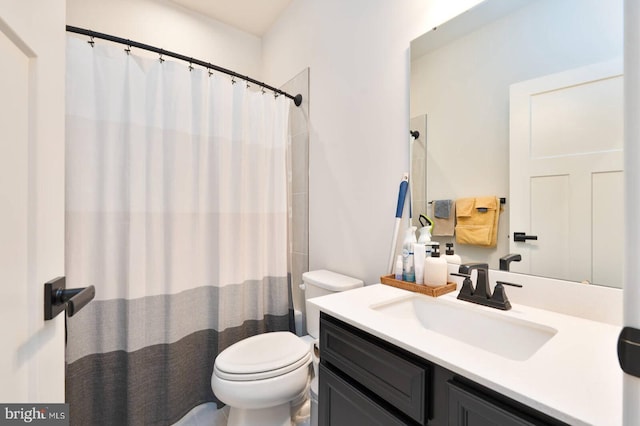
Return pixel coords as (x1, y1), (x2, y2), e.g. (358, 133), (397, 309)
(453, 263), (522, 310)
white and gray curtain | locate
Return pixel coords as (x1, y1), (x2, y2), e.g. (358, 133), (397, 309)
(65, 36), (292, 425)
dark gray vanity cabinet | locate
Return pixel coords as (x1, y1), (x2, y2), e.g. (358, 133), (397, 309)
(319, 312), (567, 426)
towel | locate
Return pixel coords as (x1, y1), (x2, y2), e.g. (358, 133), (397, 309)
(455, 196), (501, 247)
(432, 200), (455, 236)
(456, 197), (475, 216)
(434, 199), (451, 219)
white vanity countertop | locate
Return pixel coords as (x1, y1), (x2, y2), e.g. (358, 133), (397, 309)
(309, 284), (623, 426)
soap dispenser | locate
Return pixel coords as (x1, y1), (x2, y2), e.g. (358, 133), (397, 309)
(442, 243), (461, 282)
(443, 243), (461, 265)
(424, 244), (447, 287)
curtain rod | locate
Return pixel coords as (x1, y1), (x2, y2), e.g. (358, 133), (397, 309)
(66, 25), (303, 107)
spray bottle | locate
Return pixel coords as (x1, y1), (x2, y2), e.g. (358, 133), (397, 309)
(402, 226), (417, 282)
(417, 215), (433, 244)
(395, 255), (403, 280)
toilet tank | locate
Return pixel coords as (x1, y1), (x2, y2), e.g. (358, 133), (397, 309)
(302, 270), (363, 338)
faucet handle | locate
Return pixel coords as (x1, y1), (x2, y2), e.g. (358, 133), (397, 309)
(451, 272), (474, 298)
(490, 283), (511, 310)
(451, 272), (470, 278)
(495, 281), (523, 288)
(491, 281), (523, 311)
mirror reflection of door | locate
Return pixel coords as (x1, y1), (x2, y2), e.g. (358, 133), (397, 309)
(509, 60), (623, 288)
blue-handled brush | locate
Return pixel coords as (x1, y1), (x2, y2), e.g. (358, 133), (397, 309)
(387, 173), (410, 274)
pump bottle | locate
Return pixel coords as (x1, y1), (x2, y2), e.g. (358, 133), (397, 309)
(442, 243), (462, 282)
(424, 244), (447, 287)
(442, 243), (461, 265)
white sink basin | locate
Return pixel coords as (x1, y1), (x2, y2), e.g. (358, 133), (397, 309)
(371, 295), (557, 361)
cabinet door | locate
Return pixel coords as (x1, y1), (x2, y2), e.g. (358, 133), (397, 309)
(319, 364), (407, 426)
(448, 382), (538, 426)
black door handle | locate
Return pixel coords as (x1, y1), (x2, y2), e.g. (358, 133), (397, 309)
(44, 277), (95, 320)
(513, 232), (538, 242)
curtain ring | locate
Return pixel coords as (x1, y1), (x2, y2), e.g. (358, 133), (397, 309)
(88, 36), (95, 48)
(261, 87), (266, 95)
(159, 51), (165, 63)
(124, 45), (131, 55)
(208, 69), (213, 77)
(231, 76), (236, 85)
(188, 61), (194, 72)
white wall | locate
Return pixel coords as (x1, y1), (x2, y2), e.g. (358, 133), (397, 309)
(66, 0), (262, 77)
(262, 0), (484, 284)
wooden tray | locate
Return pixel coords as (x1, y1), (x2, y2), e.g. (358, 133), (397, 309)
(380, 275), (457, 297)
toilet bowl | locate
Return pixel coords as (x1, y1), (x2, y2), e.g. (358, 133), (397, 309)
(212, 332), (312, 426)
(211, 270), (363, 426)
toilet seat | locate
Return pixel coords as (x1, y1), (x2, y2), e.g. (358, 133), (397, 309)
(215, 332), (312, 381)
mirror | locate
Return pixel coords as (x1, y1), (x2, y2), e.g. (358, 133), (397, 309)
(410, 0), (623, 288)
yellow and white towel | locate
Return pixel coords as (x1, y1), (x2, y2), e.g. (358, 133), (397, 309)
(455, 196), (501, 247)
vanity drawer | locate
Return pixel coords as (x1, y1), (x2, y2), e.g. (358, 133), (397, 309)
(320, 313), (430, 424)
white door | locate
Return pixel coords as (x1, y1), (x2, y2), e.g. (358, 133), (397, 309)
(509, 59), (623, 286)
(0, 1), (66, 402)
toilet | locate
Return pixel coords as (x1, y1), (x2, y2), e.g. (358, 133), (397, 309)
(211, 270), (364, 426)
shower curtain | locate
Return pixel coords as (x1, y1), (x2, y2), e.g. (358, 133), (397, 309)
(64, 36), (292, 425)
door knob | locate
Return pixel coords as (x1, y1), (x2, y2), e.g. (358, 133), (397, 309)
(513, 232), (538, 242)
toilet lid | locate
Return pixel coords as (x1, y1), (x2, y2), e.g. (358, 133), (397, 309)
(214, 332), (312, 381)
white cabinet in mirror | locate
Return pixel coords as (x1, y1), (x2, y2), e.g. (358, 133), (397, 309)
(409, 0), (623, 288)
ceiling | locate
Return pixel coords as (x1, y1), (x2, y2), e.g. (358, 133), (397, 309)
(170, 0), (293, 36)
